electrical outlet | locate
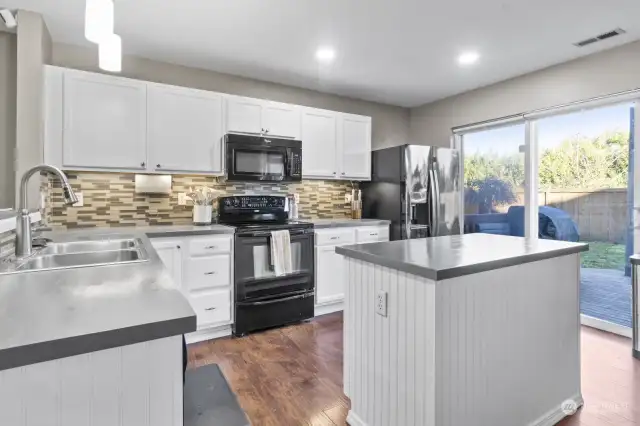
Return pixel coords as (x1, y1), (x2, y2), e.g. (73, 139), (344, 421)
(345, 193), (352, 203)
(376, 291), (388, 317)
(74, 192), (84, 207)
(178, 193), (188, 206)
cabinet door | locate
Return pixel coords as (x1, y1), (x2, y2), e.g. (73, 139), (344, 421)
(338, 113), (372, 180)
(63, 70), (147, 169)
(316, 245), (346, 305)
(225, 96), (263, 135)
(262, 101), (301, 139)
(151, 239), (183, 289)
(301, 108), (338, 179)
(148, 85), (224, 173)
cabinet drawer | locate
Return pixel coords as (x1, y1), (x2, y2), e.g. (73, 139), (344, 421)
(186, 254), (231, 291)
(356, 226), (390, 243)
(190, 290), (231, 327)
(189, 236), (232, 256)
(315, 228), (356, 246)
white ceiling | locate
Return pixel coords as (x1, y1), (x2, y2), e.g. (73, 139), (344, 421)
(3, 0), (640, 107)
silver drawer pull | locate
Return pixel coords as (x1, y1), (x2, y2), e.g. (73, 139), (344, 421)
(204, 271), (216, 275)
(369, 233), (378, 236)
(330, 236), (339, 240)
(204, 307), (216, 311)
(205, 245), (217, 249)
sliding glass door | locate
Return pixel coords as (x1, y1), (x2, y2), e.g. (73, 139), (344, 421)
(456, 98), (640, 335)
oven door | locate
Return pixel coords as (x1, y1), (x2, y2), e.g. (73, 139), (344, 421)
(227, 143), (289, 182)
(234, 229), (315, 302)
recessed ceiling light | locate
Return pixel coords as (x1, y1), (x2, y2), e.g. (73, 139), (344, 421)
(458, 51), (480, 66)
(316, 47), (336, 63)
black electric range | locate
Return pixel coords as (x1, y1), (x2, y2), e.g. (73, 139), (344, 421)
(218, 195), (315, 336)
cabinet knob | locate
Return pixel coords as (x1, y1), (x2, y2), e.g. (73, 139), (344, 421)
(333, 171), (337, 175)
(156, 164), (161, 168)
(341, 172), (345, 175)
(265, 129), (270, 133)
(176, 245), (181, 249)
(141, 162), (145, 167)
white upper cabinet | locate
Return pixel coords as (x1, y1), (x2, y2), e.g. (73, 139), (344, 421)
(338, 113), (372, 180)
(63, 69), (147, 170)
(262, 101), (301, 139)
(225, 96), (263, 135)
(225, 96), (301, 139)
(301, 108), (338, 179)
(301, 109), (372, 181)
(147, 84), (224, 174)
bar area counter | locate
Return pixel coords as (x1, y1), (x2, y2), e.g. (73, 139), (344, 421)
(336, 233), (588, 426)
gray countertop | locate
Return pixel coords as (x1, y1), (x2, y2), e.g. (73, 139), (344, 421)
(336, 233), (589, 280)
(309, 219), (391, 229)
(0, 228), (197, 371)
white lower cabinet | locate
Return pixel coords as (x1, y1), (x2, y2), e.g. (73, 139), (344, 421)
(314, 224), (389, 315)
(150, 238), (184, 289)
(151, 234), (234, 342)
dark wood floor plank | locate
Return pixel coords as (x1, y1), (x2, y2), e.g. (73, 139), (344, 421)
(189, 314), (640, 426)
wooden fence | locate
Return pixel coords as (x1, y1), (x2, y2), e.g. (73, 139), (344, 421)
(513, 189), (629, 243)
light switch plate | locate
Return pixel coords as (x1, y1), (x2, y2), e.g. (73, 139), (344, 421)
(178, 193), (188, 206)
(376, 291), (388, 317)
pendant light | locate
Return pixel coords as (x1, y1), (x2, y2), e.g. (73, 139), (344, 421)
(99, 34), (122, 72)
(85, 0), (114, 44)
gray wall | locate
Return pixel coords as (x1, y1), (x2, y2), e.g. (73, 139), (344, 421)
(15, 11), (52, 209)
(0, 31), (16, 209)
(52, 43), (410, 151)
(410, 40), (640, 147)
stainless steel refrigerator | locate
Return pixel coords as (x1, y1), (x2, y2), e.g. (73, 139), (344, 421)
(361, 144), (462, 240)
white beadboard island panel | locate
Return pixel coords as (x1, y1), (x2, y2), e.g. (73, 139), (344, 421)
(0, 336), (183, 426)
(343, 254), (582, 426)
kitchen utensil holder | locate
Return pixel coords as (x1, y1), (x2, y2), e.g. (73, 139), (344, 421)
(193, 205), (212, 225)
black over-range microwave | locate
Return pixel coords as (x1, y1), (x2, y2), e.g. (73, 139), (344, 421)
(225, 134), (302, 182)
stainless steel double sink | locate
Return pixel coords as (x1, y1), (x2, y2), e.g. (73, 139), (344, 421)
(1, 237), (149, 275)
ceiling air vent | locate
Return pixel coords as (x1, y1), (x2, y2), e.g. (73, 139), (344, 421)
(574, 28), (626, 47)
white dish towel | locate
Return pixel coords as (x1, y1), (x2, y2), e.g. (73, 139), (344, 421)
(270, 230), (293, 277)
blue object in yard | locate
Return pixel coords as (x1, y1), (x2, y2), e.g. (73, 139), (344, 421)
(506, 206), (580, 241)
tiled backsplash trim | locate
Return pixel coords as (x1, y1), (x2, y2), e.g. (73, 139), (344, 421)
(45, 172), (357, 228)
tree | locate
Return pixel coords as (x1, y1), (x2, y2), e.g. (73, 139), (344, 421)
(538, 131), (629, 189)
(465, 177), (518, 213)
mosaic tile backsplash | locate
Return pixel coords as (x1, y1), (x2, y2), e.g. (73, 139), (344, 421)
(44, 172), (358, 228)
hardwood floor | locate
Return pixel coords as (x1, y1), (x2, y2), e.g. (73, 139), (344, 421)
(188, 313), (640, 426)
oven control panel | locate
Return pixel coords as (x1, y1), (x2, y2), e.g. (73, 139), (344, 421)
(220, 195), (286, 210)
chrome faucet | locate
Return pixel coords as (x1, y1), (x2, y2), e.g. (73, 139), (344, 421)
(15, 165), (78, 258)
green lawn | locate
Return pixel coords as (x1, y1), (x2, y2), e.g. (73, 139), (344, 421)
(580, 241), (626, 271)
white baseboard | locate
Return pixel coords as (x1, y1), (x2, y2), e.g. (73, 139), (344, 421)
(581, 314), (632, 338)
(346, 410), (367, 426)
(185, 324), (231, 344)
(529, 393), (584, 426)
(345, 394), (584, 426)
(315, 301), (344, 316)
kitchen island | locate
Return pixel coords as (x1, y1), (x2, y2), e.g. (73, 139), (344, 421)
(0, 229), (198, 426)
(336, 233), (588, 426)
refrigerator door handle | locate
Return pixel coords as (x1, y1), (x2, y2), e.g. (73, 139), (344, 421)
(405, 189), (412, 239)
(429, 165), (439, 237)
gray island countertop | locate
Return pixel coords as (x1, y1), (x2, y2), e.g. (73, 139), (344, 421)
(336, 233), (589, 280)
(0, 228), (197, 371)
